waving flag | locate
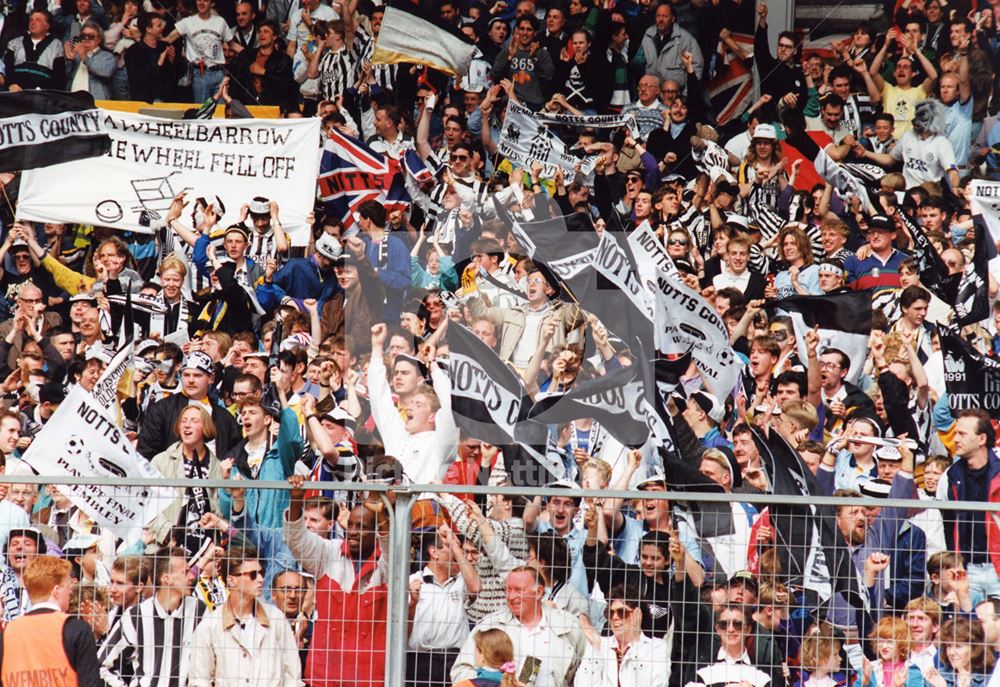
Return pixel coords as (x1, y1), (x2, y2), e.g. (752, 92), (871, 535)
(318, 129), (428, 229)
(447, 323), (562, 486)
(775, 290), (873, 385)
(0, 91), (109, 173)
(372, 1), (476, 78)
(953, 217), (993, 327)
(753, 426), (871, 615)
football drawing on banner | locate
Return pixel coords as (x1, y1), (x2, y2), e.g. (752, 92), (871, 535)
(17, 111), (320, 245)
(21, 386), (172, 540)
(498, 101), (599, 178)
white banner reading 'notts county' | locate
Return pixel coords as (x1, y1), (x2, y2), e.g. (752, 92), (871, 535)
(21, 386), (172, 540)
(17, 110), (320, 245)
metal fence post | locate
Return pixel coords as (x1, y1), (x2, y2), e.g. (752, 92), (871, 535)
(384, 489), (414, 686)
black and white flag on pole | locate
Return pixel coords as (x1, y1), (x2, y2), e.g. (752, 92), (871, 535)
(940, 329), (1000, 420)
(953, 216), (993, 327)
(498, 202), (601, 280)
(91, 340), (134, 411)
(21, 386), (172, 540)
(652, 276), (742, 397)
(752, 426), (871, 616)
(774, 290), (873, 385)
(529, 364), (650, 448)
(447, 323), (562, 485)
(0, 91), (109, 173)
(898, 207), (959, 307)
(371, 0), (477, 77)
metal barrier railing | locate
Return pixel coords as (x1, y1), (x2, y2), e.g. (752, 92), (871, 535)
(6, 474), (995, 687)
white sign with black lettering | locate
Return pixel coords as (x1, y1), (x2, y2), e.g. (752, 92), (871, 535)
(21, 387), (172, 538)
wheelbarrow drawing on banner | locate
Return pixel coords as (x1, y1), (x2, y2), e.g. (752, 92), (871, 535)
(94, 171), (190, 227)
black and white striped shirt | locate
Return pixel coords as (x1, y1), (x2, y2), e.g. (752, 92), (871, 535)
(318, 30), (369, 101)
(102, 595), (207, 687)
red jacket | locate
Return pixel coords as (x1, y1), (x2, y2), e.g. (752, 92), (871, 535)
(306, 545), (388, 687)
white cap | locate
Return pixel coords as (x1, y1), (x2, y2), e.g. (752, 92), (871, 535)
(752, 123), (778, 140)
(63, 532), (101, 552)
(314, 233), (343, 261)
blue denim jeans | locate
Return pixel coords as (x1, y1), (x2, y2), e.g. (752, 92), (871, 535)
(192, 67), (224, 104)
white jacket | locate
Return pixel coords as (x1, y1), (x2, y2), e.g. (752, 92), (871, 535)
(451, 605), (586, 687)
(574, 634), (671, 687)
(188, 600), (303, 687)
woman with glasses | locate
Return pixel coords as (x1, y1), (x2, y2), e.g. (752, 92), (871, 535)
(65, 21), (117, 99)
(691, 605), (772, 687)
(575, 582), (669, 687)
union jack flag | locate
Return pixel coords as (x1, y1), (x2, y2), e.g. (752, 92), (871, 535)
(318, 129), (429, 228)
(707, 32), (754, 127)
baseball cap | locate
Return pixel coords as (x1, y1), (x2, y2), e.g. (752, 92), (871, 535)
(320, 406), (356, 433)
(866, 215), (896, 232)
(690, 390), (725, 424)
(182, 351), (214, 376)
(728, 570), (759, 590)
(394, 353), (429, 381)
(63, 532), (101, 554)
(752, 124), (778, 140)
(9, 240), (29, 254)
(69, 291), (98, 304)
(636, 472), (667, 490)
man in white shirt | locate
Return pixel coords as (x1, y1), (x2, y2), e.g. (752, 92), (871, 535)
(451, 566), (586, 687)
(165, 0), (241, 102)
(713, 235), (766, 300)
(368, 323), (457, 484)
(407, 525), (480, 687)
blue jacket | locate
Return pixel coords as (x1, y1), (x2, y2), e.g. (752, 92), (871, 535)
(363, 233), (410, 321)
(219, 407), (302, 533)
(255, 255), (341, 313)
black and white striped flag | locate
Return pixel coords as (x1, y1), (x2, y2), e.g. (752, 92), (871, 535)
(0, 91), (109, 173)
(775, 290), (873, 384)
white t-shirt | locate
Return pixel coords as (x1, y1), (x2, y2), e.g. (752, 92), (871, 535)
(175, 14), (233, 67)
(285, 1), (337, 47)
(891, 130), (957, 189)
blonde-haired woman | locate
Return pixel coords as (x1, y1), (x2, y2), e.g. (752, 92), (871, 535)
(147, 405), (222, 549)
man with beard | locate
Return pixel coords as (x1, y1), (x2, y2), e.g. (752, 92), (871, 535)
(819, 440), (924, 644)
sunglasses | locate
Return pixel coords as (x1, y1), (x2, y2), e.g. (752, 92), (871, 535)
(234, 569), (263, 580)
(717, 619), (746, 630)
(607, 605), (635, 619)
(451, 154), (470, 161)
(667, 239), (689, 246)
